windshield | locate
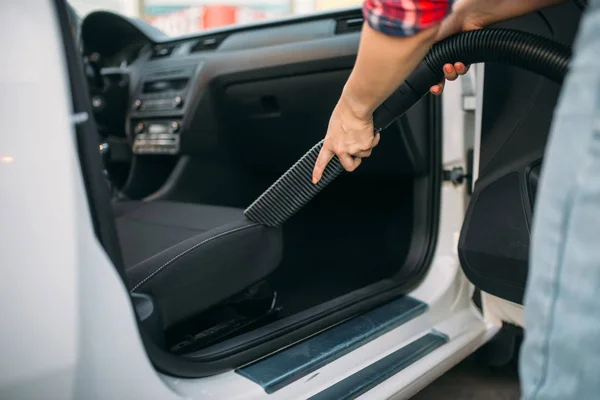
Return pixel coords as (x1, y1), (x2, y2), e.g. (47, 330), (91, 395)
(70, 0), (362, 37)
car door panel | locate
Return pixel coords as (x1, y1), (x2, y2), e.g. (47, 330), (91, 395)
(458, 2), (583, 304)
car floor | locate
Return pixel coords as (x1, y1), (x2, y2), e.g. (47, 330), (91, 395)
(412, 355), (521, 399)
(268, 175), (414, 317)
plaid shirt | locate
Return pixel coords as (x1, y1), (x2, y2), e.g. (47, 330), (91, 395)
(363, 0), (453, 37)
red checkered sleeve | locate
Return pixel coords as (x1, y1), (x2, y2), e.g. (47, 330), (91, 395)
(362, 0), (453, 37)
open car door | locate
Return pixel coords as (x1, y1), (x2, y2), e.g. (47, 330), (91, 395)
(458, 2), (583, 307)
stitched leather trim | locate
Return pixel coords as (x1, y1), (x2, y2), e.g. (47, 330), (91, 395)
(130, 223), (260, 292)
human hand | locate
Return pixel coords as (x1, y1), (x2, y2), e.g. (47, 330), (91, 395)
(312, 95), (380, 184)
(429, 62), (471, 95)
(426, 3), (483, 95)
(312, 23), (442, 183)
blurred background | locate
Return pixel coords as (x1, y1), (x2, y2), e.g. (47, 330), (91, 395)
(70, 0), (361, 36)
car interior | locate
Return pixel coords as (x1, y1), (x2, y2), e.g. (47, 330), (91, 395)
(66, 4), (442, 375)
(61, 0), (585, 379)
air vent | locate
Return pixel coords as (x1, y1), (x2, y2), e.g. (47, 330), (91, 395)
(190, 34), (228, 53)
(335, 16), (364, 34)
(151, 44), (177, 59)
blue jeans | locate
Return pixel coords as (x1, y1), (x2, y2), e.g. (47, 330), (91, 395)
(519, 2), (600, 398)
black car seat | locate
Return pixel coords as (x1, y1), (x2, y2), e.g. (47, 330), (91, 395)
(113, 200), (281, 328)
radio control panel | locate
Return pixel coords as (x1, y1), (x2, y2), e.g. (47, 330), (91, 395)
(132, 120), (181, 155)
(132, 95), (184, 113)
(129, 63), (201, 118)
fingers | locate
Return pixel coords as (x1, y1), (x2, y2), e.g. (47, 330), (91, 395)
(312, 144), (335, 184)
(354, 149), (372, 158)
(312, 134), (379, 181)
(446, 63), (470, 80)
(430, 80), (445, 96)
(429, 63), (471, 95)
(348, 132), (381, 157)
(455, 62), (470, 75)
(313, 121), (380, 183)
(372, 132), (381, 148)
(338, 154), (362, 172)
(443, 64), (459, 81)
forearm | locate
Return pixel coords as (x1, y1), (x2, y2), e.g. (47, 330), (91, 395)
(341, 22), (440, 119)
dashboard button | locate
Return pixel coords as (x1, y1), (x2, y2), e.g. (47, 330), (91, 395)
(173, 96), (183, 108)
(134, 122), (145, 134)
(170, 121), (180, 133)
(133, 99), (142, 110)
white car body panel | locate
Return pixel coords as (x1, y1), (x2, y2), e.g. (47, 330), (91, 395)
(0, 1), (79, 397)
(0, 1), (181, 398)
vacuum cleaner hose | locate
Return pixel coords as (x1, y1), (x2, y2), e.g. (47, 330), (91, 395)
(245, 28), (571, 227)
(374, 28), (570, 131)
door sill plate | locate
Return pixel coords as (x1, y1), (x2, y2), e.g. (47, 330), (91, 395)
(236, 296), (426, 393)
(308, 331), (448, 400)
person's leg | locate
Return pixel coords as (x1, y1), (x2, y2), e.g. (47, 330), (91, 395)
(520, 3), (600, 398)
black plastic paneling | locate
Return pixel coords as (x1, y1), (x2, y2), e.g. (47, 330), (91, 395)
(334, 13), (364, 35)
(458, 2), (582, 304)
(222, 70), (429, 177)
(461, 173), (530, 298)
(56, 0), (126, 280)
(218, 20), (335, 51)
(122, 155), (178, 199)
(527, 162), (542, 208)
(190, 34), (229, 53)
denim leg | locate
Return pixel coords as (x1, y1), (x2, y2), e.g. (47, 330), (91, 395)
(520, 4), (600, 398)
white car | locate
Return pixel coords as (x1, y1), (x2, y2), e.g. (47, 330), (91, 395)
(0, 0), (584, 398)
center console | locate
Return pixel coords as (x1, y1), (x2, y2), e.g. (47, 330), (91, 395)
(128, 62), (203, 155)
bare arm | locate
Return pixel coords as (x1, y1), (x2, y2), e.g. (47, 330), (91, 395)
(342, 23), (440, 121)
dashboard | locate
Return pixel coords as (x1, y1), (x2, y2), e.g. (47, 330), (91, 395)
(80, 9), (364, 157)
